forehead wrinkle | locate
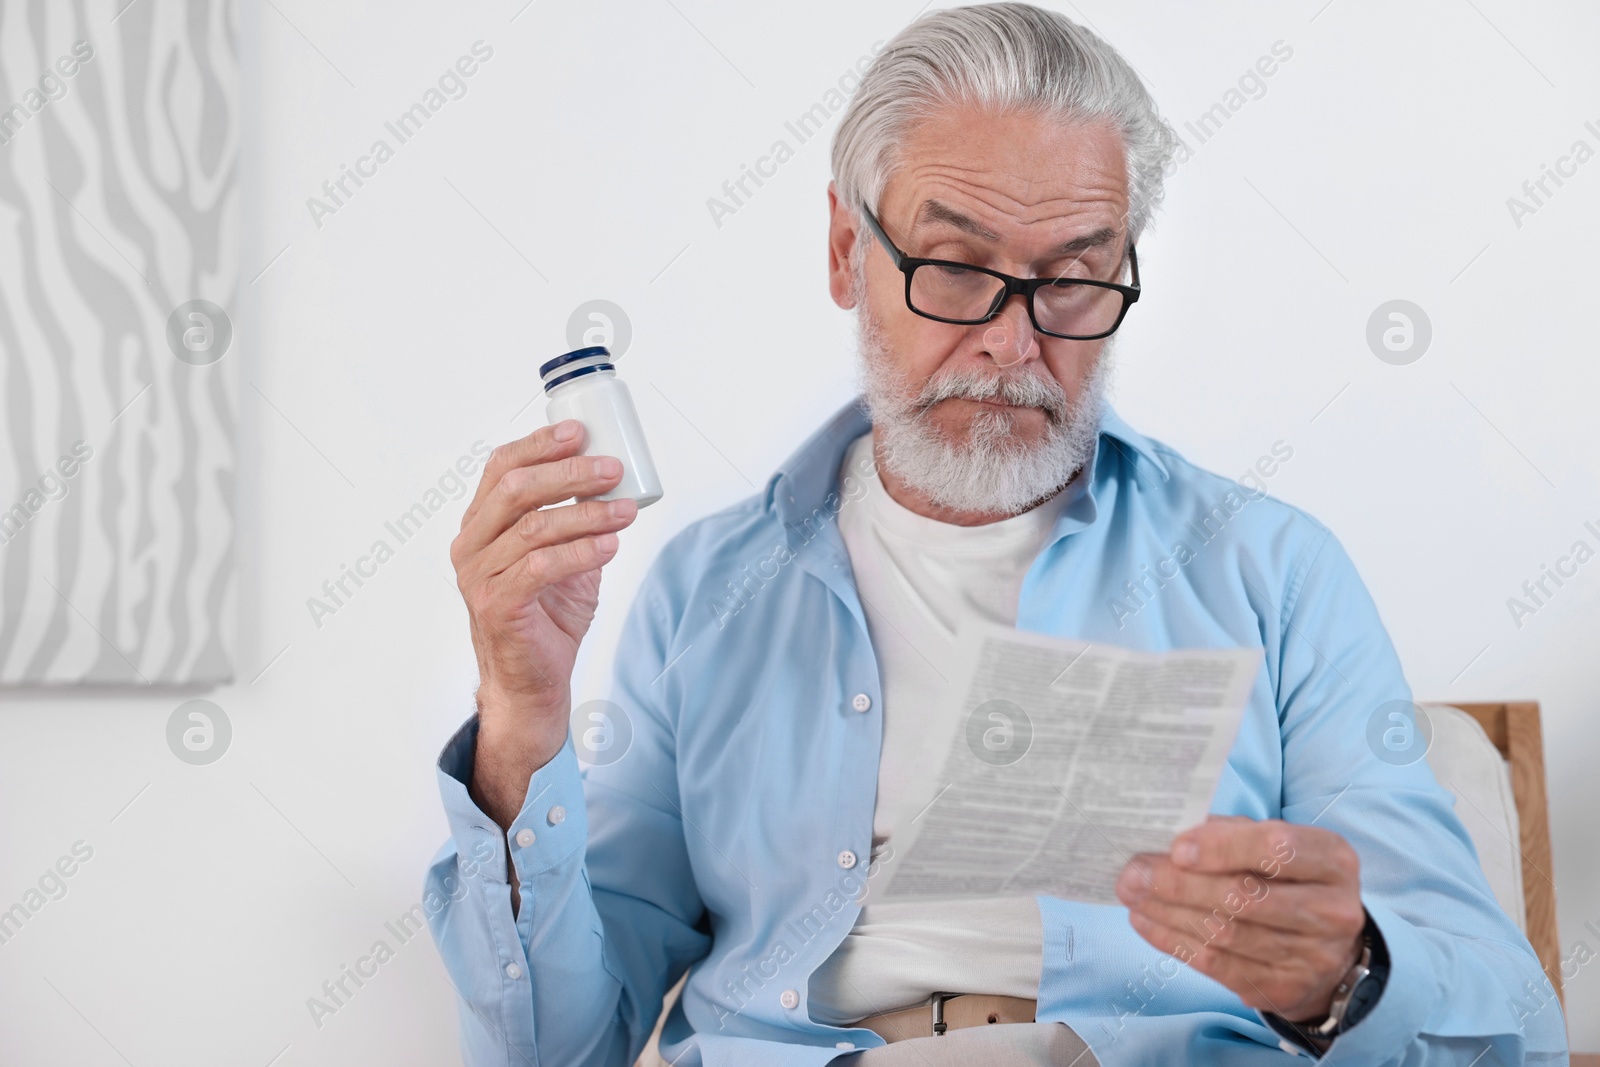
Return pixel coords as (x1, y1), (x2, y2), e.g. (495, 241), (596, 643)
(914, 201), (1122, 259)
(901, 168), (1127, 226)
(900, 173), (1129, 257)
(894, 107), (1130, 213)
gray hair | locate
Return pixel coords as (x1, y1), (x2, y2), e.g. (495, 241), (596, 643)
(832, 1), (1178, 273)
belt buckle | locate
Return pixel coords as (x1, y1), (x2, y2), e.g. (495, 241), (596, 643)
(930, 991), (952, 1037)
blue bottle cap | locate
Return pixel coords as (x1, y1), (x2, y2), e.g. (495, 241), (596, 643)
(539, 346), (610, 379)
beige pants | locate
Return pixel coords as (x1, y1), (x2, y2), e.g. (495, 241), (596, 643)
(634, 978), (1101, 1067)
(835, 1022), (1101, 1066)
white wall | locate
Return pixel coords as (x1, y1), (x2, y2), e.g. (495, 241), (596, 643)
(2, 0), (1597, 1062)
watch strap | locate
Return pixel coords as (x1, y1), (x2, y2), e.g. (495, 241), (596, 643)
(1262, 908), (1390, 1056)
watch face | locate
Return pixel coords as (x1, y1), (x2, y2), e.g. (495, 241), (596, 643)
(1340, 972), (1383, 1031)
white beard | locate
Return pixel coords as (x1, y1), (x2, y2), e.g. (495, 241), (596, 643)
(851, 296), (1115, 517)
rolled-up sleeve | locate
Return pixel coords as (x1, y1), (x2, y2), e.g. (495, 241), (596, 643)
(425, 719), (618, 1065)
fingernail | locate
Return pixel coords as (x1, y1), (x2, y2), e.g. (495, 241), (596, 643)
(596, 457), (622, 477)
(595, 532), (619, 552)
(553, 421), (578, 441)
(608, 498), (635, 518)
(1173, 840), (1199, 866)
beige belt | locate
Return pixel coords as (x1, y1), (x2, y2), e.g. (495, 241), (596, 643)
(855, 992), (1038, 1043)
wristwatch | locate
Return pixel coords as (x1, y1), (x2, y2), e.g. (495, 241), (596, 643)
(1263, 910), (1389, 1056)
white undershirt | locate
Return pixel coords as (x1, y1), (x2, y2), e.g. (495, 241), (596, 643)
(806, 428), (1073, 1026)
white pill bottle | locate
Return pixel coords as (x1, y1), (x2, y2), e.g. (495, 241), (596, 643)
(540, 345), (664, 508)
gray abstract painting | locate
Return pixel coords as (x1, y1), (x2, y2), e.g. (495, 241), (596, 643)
(0, 0), (238, 685)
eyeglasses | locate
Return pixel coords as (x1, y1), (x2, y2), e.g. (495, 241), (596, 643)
(858, 201), (1140, 341)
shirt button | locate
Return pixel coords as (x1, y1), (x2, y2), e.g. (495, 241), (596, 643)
(837, 850), (857, 870)
(780, 989), (799, 1009)
(514, 828), (535, 848)
(836, 1041), (856, 1049)
(505, 962), (523, 980)
(547, 805), (566, 826)
(851, 693), (871, 712)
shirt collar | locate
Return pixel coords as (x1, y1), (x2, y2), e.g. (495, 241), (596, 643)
(763, 393), (1170, 531)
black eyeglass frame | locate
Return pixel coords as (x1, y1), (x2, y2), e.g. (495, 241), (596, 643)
(857, 200), (1141, 341)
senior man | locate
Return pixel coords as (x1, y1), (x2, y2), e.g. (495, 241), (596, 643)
(425, 4), (1567, 1065)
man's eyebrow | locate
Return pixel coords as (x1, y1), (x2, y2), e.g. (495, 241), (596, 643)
(913, 199), (1122, 257)
(1052, 227), (1121, 257)
(915, 199), (1001, 241)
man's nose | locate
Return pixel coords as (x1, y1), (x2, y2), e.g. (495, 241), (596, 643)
(981, 296), (1040, 368)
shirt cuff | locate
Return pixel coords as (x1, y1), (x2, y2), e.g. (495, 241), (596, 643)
(434, 714), (590, 890)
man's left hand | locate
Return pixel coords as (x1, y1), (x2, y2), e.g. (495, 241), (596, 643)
(1114, 815), (1366, 1024)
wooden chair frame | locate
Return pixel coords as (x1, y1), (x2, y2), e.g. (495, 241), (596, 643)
(1441, 701), (1561, 1007)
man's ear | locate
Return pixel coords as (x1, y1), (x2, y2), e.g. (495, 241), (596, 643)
(827, 181), (861, 310)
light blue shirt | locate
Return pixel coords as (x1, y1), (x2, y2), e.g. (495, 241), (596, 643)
(424, 395), (1569, 1066)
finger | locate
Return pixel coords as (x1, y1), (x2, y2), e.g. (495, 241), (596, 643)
(474, 496), (637, 581)
(1169, 818), (1356, 885)
(460, 420), (587, 533)
(1125, 911), (1319, 1017)
(455, 451), (624, 563)
(1125, 908), (1217, 969)
(1119, 849), (1366, 937)
(489, 530), (622, 606)
(1123, 886), (1353, 960)
(1124, 894), (1313, 965)
(1118, 853), (1281, 915)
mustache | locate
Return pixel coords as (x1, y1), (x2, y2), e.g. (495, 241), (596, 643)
(913, 368), (1071, 423)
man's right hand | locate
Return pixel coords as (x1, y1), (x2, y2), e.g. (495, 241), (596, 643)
(451, 418), (639, 832)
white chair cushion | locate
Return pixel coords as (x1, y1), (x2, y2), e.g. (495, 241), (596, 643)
(1419, 703), (1525, 932)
